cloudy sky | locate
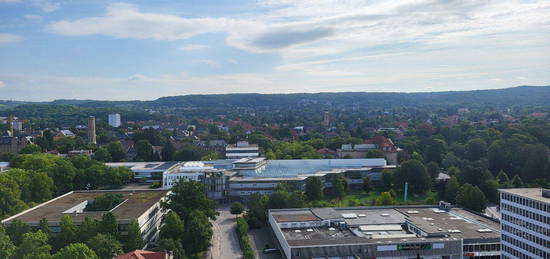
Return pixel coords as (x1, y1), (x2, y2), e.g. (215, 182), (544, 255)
(1, 0), (549, 101)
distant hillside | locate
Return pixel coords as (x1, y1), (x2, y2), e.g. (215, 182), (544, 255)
(2, 85), (550, 110)
(146, 85), (550, 109)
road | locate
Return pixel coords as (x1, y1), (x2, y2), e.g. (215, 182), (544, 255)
(211, 205), (243, 259)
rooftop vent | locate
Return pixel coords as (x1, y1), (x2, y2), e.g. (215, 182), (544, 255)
(422, 217), (434, 221)
(342, 213), (358, 219)
(448, 229), (461, 233)
(380, 213), (390, 217)
(407, 210), (419, 214)
(542, 189), (550, 198)
(294, 230), (301, 233)
(306, 229), (313, 232)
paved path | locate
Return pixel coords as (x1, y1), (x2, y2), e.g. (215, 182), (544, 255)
(211, 206), (243, 259)
(249, 227), (282, 259)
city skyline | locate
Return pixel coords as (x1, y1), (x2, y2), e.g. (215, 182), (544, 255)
(1, 0), (550, 101)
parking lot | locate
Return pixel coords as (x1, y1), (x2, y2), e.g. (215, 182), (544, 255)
(248, 227), (282, 259)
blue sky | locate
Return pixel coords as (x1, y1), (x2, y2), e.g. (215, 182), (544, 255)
(1, 0), (549, 101)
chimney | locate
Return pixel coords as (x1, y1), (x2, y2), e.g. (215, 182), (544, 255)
(87, 116), (96, 145)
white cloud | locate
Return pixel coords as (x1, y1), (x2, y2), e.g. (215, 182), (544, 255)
(180, 44), (208, 51)
(196, 59), (218, 66)
(0, 81), (5, 88)
(0, 33), (22, 44)
(30, 0), (59, 12)
(24, 14), (42, 21)
(128, 74), (146, 81)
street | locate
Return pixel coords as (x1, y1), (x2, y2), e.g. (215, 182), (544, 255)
(211, 205), (243, 259)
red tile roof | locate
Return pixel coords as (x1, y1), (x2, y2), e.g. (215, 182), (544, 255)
(115, 250), (169, 259)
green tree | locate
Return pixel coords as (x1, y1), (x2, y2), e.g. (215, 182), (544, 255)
(287, 191), (306, 208)
(0, 174), (27, 218)
(424, 138), (447, 165)
(362, 177), (373, 193)
(394, 160), (431, 194)
(444, 177), (460, 203)
(266, 191), (289, 209)
(183, 210), (213, 254)
(77, 217), (98, 243)
(0, 224), (16, 259)
(162, 141), (176, 161)
(38, 218), (51, 239)
(86, 234), (123, 259)
(381, 169), (393, 189)
(496, 170), (511, 187)
(305, 176), (323, 201)
(20, 144), (42, 154)
(49, 158), (77, 195)
(98, 212), (119, 238)
(106, 141), (126, 162)
(333, 175), (347, 199)
(162, 180), (217, 220)
(85, 193), (123, 211)
(245, 194), (268, 228)
(157, 238), (187, 259)
(366, 149), (385, 158)
(160, 211), (185, 241)
(376, 192), (394, 205)
(53, 243), (99, 259)
(124, 220), (143, 252)
(55, 215), (78, 250)
(511, 174), (524, 187)
(92, 148), (112, 162)
(456, 184), (487, 213)
(5, 219), (31, 245)
(135, 140), (153, 161)
(16, 230), (52, 259)
(230, 202), (245, 216)
(465, 138), (488, 161)
(426, 161), (440, 179)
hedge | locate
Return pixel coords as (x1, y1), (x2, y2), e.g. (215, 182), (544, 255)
(236, 217), (255, 259)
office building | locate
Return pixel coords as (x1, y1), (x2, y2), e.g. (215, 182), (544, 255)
(225, 141), (260, 158)
(87, 116), (97, 144)
(2, 190), (169, 246)
(109, 113), (122, 128)
(269, 204), (501, 259)
(106, 161), (179, 183)
(499, 188), (550, 259)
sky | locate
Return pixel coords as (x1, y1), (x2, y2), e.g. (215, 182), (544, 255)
(0, 0), (549, 101)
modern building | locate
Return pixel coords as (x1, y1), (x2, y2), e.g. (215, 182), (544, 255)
(225, 141), (260, 158)
(499, 188), (550, 259)
(162, 161), (235, 200)
(109, 113), (122, 128)
(106, 161), (179, 184)
(1, 190), (169, 246)
(269, 204), (501, 259)
(87, 116), (97, 145)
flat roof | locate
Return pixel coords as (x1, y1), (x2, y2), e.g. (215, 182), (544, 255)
(106, 161), (178, 172)
(2, 190), (169, 225)
(499, 188), (550, 203)
(270, 206), (500, 247)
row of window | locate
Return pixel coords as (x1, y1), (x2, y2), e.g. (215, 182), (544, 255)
(501, 213), (550, 236)
(501, 202), (549, 225)
(463, 243), (500, 252)
(502, 234), (548, 258)
(501, 193), (550, 213)
(502, 222), (550, 248)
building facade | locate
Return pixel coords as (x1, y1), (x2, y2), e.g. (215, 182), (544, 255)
(225, 141), (260, 158)
(499, 188), (550, 259)
(109, 113), (122, 128)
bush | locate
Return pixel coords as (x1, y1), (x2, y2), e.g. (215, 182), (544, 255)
(236, 218), (255, 259)
(149, 182), (162, 189)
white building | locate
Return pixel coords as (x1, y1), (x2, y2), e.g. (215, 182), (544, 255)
(108, 113), (121, 128)
(225, 141), (260, 159)
(500, 188), (550, 259)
